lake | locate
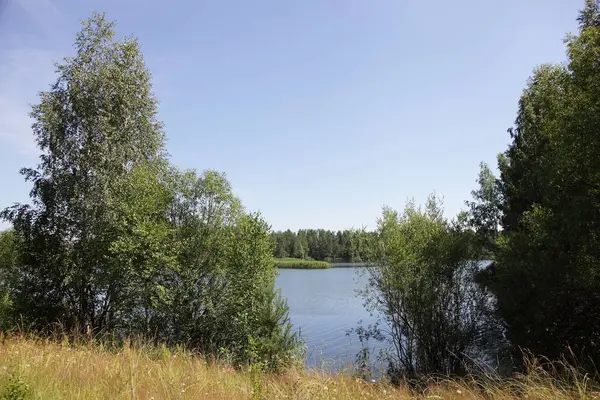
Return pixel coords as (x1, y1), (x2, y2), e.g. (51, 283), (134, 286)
(275, 261), (494, 372)
(275, 267), (381, 371)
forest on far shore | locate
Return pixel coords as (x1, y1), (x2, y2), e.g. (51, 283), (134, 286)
(270, 229), (372, 262)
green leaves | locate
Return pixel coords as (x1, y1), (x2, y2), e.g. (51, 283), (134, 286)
(465, 163), (502, 256)
(1, 12), (300, 370)
(270, 229), (372, 262)
(162, 170), (300, 369)
(4, 12), (169, 333)
(0, 231), (16, 329)
(486, 0), (600, 370)
(362, 196), (499, 379)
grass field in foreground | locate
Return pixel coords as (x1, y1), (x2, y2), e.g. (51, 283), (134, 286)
(274, 257), (331, 269)
(0, 336), (598, 399)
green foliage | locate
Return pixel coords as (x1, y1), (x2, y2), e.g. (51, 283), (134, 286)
(0, 231), (15, 329)
(0, 370), (32, 400)
(485, 0), (600, 370)
(158, 169), (302, 369)
(245, 289), (304, 371)
(106, 163), (177, 335)
(270, 229), (372, 262)
(273, 258), (331, 269)
(360, 196), (501, 380)
(0, 231), (15, 269)
(0, 13), (300, 371)
(465, 163), (502, 256)
(1, 12), (168, 333)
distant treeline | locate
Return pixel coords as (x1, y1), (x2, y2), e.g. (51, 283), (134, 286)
(273, 258), (331, 269)
(270, 229), (373, 262)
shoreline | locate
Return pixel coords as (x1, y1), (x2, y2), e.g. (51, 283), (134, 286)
(274, 258), (367, 269)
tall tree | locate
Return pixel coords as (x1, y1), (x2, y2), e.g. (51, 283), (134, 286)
(465, 162), (502, 256)
(0, 12), (301, 370)
(0, 230), (16, 328)
(360, 196), (498, 380)
(270, 228), (372, 262)
(490, 0), (600, 369)
(292, 235), (307, 259)
(1, 13), (167, 333)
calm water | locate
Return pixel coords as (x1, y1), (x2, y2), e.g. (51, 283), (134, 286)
(275, 267), (380, 369)
(275, 261), (495, 372)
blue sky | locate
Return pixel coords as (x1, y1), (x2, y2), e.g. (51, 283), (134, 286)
(0, 0), (582, 231)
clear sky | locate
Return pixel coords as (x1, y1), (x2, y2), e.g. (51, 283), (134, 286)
(0, 0), (582, 231)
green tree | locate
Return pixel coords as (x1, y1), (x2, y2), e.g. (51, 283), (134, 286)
(105, 163), (177, 335)
(489, 0), (600, 369)
(0, 13), (300, 370)
(160, 170), (301, 369)
(292, 235), (307, 259)
(0, 230), (16, 329)
(270, 228), (373, 263)
(465, 163), (502, 256)
(1, 13), (167, 333)
(320, 230), (335, 262)
(360, 196), (499, 380)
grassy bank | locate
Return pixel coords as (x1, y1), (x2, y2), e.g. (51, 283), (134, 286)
(274, 258), (331, 269)
(0, 336), (597, 399)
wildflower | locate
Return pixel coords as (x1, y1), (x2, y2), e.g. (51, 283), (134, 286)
(456, 389), (462, 394)
(323, 386), (328, 391)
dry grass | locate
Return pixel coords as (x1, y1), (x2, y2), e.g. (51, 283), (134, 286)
(0, 336), (598, 399)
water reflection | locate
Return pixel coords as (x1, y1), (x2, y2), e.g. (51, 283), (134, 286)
(275, 267), (380, 370)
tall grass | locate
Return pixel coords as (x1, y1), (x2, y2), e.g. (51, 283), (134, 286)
(0, 334), (598, 399)
(274, 258), (331, 269)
